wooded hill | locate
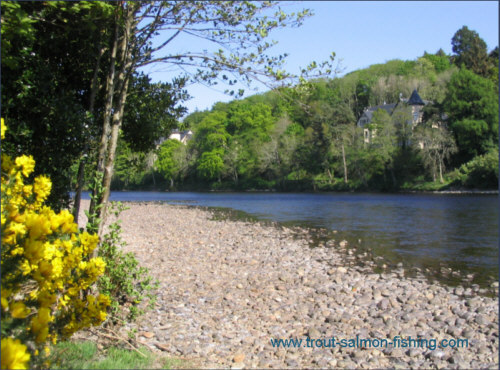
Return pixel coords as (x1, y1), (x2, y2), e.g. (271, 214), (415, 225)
(115, 29), (498, 192)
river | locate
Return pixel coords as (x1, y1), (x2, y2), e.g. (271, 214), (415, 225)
(79, 191), (499, 282)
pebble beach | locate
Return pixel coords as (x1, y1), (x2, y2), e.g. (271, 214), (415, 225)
(79, 200), (498, 369)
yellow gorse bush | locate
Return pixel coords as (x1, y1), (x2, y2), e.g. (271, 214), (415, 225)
(1, 118), (110, 369)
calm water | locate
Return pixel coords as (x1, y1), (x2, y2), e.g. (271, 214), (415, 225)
(79, 191), (499, 279)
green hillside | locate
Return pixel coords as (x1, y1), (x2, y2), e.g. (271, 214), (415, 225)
(113, 28), (498, 192)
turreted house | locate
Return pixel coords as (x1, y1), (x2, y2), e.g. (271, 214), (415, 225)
(357, 89), (429, 143)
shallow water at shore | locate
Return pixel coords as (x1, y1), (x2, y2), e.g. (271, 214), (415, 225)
(78, 191), (499, 284)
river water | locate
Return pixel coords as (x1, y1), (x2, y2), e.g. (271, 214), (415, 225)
(79, 191), (499, 281)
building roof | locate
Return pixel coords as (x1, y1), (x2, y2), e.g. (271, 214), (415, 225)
(407, 89), (425, 105)
(358, 103), (397, 126)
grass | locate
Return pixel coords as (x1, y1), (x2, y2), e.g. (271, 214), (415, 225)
(50, 340), (189, 369)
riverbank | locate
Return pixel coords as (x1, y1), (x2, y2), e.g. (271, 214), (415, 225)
(79, 200), (498, 368)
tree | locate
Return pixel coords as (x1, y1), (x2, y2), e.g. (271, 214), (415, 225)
(197, 149), (225, 181)
(193, 111), (230, 153)
(122, 73), (188, 152)
(369, 109), (398, 186)
(1, 1), (114, 210)
(443, 68), (498, 161)
(487, 47), (499, 87)
(113, 139), (148, 189)
(413, 124), (457, 183)
(326, 103), (356, 183)
(451, 26), (490, 76)
(256, 115), (298, 186)
(88, 1), (335, 233)
(391, 106), (413, 149)
(422, 50), (451, 73)
(156, 139), (183, 188)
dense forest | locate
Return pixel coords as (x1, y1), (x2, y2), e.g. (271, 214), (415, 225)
(2, 2), (497, 198)
(110, 26), (498, 192)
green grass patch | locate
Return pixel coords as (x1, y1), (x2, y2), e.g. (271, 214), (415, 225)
(50, 340), (186, 369)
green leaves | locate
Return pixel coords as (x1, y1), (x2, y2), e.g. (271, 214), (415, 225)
(451, 26), (490, 76)
(444, 68), (498, 160)
(156, 139), (182, 181)
(197, 149), (225, 180)
(122, 73), (188, 153)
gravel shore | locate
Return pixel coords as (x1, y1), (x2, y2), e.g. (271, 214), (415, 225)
(80, 200), (498, 369)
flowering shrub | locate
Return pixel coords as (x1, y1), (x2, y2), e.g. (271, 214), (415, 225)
(1, 119), (110, 369)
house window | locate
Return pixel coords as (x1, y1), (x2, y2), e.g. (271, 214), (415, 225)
(413, 112), (419, 122)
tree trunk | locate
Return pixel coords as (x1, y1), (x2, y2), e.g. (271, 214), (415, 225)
(99, 74), (131, 235)
(72, 159), (85, 224)
(73, 43), (106, 223)
(327, 168), (333, 183)
(96, 5), (135, 237)
(439, 160), (444, 184)
(88, 13), (119, 224)
(342, 142), (348, 183)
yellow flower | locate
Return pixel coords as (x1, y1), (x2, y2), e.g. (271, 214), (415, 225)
(38, 260), (53, 279)
(37, 291), (56, 308)
(14, 155), (35, 178)
(23, 238), (44, 264)
(31, 307), (52, 343)
(1, 288), (11, 310)
(25, 213), (52, 240)
(7, 222), (27, 239)
(20, 260), (33, 276)
(1, 337), (31, 370)
(33, 175), (51, 203)
(1, 118), (6, 139)
(10, 301), (30, 319)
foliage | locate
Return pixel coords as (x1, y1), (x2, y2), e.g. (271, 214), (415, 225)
(50, 340), (184, 370)
(452, 149), (499, 189)
(156, 139), (183, 186)
(152, 29), (498, 191)
(443, 68), (498, 161)
(197, 150), (225, 181)
(113, 140), (149, 189)
(422, 51), (452, 73)
(1, 1), (114, 210)
(451, 25), (490, 76)
(413, 123), (457, 183)
(1, 120), (109, 370)
(85, 175), (159, 324)
(122, 73), (188, 153)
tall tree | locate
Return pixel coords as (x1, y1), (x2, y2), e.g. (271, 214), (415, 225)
(369, 109), (398, 186)
(122, 73), (188, 152)
(88, 1), (335, 233)
(451, 26), (490, 76)
(414, 104), (457, 183)
(156, 139), (183, 188)
(443, 68), (498, 162)
(1, 1), (114, 210)
(328, 103), (356, 183)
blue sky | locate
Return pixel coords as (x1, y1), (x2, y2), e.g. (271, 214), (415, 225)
(141, 1), (499, 115)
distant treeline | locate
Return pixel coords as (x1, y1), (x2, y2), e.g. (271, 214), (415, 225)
(110, 26), (498, 192)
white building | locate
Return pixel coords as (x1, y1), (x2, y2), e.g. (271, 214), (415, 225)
(169, 129), (193, 144)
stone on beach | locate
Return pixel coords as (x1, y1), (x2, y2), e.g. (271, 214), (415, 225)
(78, 200), (498, 369)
